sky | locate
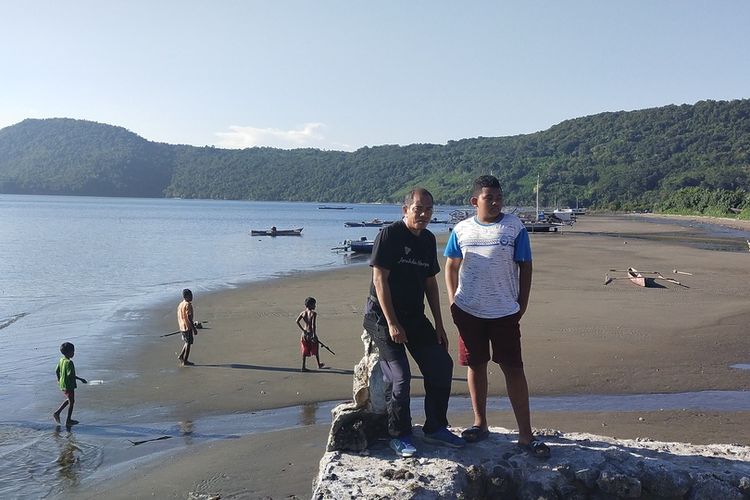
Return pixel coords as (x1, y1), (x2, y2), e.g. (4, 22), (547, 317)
(1, 1), (748, 151)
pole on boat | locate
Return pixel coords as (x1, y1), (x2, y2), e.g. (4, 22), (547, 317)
(672, 269), (693, 275)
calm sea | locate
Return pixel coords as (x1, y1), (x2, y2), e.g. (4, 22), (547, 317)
(2, 195), (750, 498)
(0, 194), (458, 421)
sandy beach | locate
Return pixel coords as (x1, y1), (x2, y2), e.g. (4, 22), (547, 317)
(73, 214), (750, 499)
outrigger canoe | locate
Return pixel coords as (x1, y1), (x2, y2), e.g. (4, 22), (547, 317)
(251, 227), (303, 236)
(627, 267), (649, 287)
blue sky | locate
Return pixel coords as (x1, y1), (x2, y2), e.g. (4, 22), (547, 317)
(1, 1), (748, 150)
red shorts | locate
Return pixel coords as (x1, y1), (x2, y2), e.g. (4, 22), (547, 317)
(300, 337), (319, 357)
(451, 303), (523, 367)
(63, 389), (75, 398)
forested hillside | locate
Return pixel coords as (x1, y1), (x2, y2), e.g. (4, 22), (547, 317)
(0, 99), (748, 213)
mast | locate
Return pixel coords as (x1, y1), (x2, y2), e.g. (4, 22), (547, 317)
(536, 174), (540, 222)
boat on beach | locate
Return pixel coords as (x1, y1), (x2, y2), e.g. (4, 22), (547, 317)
(627, 267), (650, 287)
(250, 227), (303, 236)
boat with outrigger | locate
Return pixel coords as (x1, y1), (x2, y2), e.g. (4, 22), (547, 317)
(331, 236), (374, 254)
(250, 226), (303, 236)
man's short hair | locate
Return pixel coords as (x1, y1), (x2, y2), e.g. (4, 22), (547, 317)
(182, 288), (193, 300)
(304, 296), (316, 308)
(472, 175), (502, 196)
(403, 187), (434, 206)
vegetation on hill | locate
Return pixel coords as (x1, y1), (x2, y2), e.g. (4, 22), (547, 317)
(0, 99), (748, 217)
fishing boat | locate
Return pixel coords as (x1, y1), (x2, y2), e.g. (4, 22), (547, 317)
(627, 267), (650, 287)
(344, 219), (393, 228)
(250, 227), (303, 236)
(349, 238), (374, 253)
(519, 175), (564, 233)
(331, 237), (374, 254)
(318, 206), (351, 210)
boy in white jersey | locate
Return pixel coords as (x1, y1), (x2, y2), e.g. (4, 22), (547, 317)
(444, 175), (550, 458)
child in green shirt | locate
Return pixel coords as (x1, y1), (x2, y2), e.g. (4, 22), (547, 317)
(53, 342), (87, 427)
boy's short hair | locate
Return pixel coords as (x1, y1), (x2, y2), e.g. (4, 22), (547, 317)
(60, 342), (74, 356)
(182, 288), (193, 300)
(403, 187), (434, 207)
(472, 175), (502, 196)
(305, 297), (316, 308)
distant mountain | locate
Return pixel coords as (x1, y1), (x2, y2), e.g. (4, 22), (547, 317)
(1, 99), (749, 209)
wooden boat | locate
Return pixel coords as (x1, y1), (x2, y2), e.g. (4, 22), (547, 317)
(523, 221), (560, 233)
(627, 267), (649, 287)
(344, 219), (393, 228)
(349, 238), (374, 254)
(331, 237), (374, 254)
(250, 227), (303, 236)
(318, 206), (351, 210)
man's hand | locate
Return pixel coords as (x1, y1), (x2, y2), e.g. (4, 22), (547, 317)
(389, 322), (407, 344)
(435, 324), (449, 349)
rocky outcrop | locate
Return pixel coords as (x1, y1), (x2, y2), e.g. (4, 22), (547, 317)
(319, 328), (750, 498)
(314, 426), (750, 499)
(325, 330), (388, 452)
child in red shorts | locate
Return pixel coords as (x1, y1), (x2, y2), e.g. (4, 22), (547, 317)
(295, 297), (325, 372)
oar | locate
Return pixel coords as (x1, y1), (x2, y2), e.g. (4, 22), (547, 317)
(654, 276), (689, 288)
(672, 269), (693, 276)
(608, 269), (662, 274)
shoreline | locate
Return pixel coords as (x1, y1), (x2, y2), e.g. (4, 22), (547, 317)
(636, 211), (750, 232)
(67, 214), (750, 498)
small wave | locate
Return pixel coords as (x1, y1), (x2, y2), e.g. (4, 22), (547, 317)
(0, 313), (28, 331)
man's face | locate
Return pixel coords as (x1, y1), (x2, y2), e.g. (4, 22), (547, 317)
(472, 187), (503, 222)
(403, 192), (434, 233)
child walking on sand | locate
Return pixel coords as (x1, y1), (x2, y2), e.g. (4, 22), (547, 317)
(53, 342), (87, 426)
(177, 288), (198, 366)
(295, 297), (325, 372)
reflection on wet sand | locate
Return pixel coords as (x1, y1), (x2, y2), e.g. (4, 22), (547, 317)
(299, 402), (319, 426)
(180, 420), (194, 445)
(53, 426), (82, 486)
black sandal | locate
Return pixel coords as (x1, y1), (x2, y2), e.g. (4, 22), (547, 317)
(518, 438), (550, 458)
(461, 426), (490, 443)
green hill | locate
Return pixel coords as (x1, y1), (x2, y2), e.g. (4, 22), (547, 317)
(1, 99), (749, 212)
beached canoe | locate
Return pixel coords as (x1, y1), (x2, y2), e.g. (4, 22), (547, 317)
(250, 227), (303, 236)
(627, 267), (649, 287)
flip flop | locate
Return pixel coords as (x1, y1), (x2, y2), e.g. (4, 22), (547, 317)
(461, 426), (490, 443)
(518, 438), (550, 459)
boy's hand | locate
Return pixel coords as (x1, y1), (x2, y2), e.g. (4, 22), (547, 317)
(80, 378), (88, 384)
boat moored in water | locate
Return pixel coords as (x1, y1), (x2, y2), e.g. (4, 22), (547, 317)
(250, 227), (303, 236)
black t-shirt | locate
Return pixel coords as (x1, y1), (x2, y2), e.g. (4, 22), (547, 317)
(366, 220), (440, 320)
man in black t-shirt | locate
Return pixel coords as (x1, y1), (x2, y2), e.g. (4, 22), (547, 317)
(363, 188), (464, 457)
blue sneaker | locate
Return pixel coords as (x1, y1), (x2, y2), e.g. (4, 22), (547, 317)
(422, 427), (465, 448)
(390, 436), (417, 457)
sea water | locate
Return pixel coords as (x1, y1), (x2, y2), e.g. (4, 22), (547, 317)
(3, 195), (749, 498)
(0, 194), (459, 421)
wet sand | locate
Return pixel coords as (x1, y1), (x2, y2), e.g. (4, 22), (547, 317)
(74, 215), (750, 499)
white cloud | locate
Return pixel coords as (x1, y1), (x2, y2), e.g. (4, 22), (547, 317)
(214, 122), (353, 151)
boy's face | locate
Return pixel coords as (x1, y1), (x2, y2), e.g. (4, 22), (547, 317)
(69, 347), (75, 358)
(309, 302), (316, 310)
(472, 187), (503, 223)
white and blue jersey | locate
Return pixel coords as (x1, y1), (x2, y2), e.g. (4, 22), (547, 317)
(444, 213), (531, 319)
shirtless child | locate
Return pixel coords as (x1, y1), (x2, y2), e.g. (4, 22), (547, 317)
(295, 297), (325, 372)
